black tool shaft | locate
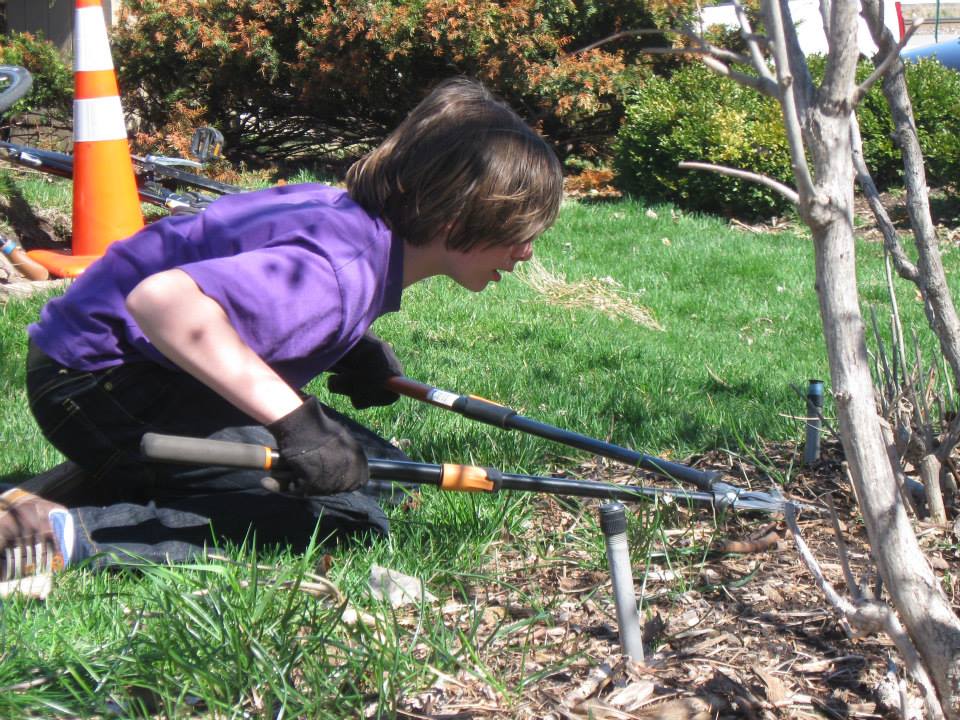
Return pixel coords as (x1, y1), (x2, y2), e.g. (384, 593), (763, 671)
(385, 377), (723, 491)
(504, 413), (721, 491)
(140, 433), (719, 508)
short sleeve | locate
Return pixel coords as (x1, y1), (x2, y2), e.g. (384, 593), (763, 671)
(179, 244), (345, 368)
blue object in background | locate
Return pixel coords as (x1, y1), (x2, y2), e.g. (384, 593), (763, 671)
(901, 38), (960, 68)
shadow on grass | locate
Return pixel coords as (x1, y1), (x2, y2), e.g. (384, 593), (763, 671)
(0, 175), (66, 250)
(929, 189), (960, 226)
(0, 469), (38, 487)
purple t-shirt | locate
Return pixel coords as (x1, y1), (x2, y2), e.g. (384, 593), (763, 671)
(28, 184), (404, 389)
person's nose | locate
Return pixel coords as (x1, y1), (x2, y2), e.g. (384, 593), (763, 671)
(512, 241), (533, 262)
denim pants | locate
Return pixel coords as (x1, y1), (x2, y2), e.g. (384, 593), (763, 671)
(25, 342), (407, 566)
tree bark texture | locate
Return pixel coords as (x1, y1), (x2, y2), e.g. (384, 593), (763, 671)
(800, 71), (960, 720)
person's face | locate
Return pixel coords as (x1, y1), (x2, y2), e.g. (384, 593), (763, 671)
(446, 239), (535, 292)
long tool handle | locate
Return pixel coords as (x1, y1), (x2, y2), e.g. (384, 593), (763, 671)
(141, 433), (498, 492)
(385, 376), (724, 491)
(139, 433), (724, 509)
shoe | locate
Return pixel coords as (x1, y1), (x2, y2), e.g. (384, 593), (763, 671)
(0, 487), (74, 581)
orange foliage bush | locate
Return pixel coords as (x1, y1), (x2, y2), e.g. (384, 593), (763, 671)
(113, 0), (693, 168)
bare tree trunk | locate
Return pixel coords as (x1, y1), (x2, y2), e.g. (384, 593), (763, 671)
(667, 0), (960, 711)
(798, 32), (960, 720)
(815, 205), (960, 714)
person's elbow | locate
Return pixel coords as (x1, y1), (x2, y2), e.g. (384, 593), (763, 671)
(125, 270), (193, 326)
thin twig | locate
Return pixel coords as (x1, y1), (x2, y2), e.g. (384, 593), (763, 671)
(884, 655), (911, 720)
(826, 493), (860, 600)
(885, 254), (909, 387)
(678, 161), (799, 204)
(762, 0), (818, 201)
(850, 117), (919, 282)
(877, 418), (923, 519)
(784, 503), (945, 719)
(732, 0), (775, 82)
(870, 305), (896, 401)
(934, 411), (960, 464)
(701, 56), (780, 96)
(851, 19), (923, 106)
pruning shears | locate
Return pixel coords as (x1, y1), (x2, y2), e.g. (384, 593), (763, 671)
(140, 434), (792, 514)
(383, 376), (806, 516)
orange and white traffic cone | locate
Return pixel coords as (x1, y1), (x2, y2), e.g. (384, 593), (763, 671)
(28, 0), (143, 279)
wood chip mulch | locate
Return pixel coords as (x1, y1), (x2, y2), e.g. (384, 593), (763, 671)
(393, 438), (954, 720)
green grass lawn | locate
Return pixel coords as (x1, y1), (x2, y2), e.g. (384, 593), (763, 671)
(0, 178), (952, 716)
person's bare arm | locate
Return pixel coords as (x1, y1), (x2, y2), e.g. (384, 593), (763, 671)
(125, 268), (303, 424)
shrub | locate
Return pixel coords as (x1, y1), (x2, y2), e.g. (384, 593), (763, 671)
(817, 56), (960, 189)
(111, 0), (691, 167)
(614, 62), (792, 218)
(614, 56), (960, 218)
(0, 32), (71, 123)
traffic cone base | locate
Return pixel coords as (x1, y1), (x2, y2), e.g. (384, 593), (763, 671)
(26, 250), (102, 278)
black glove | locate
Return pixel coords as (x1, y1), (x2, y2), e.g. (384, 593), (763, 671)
(263, 397), (368, 495)
(327, 332), (403, 409)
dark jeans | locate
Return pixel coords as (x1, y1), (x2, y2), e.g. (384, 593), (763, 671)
(25, 342), (409, 566)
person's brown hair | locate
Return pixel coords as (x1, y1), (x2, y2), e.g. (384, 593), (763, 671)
(346, 77), (563, 251)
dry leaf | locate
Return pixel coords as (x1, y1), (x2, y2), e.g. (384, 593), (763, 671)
(755, 668), (789, 705)
(605, 679), (656, 709)
(563, 663), (614, 706)
(368, 565), (437, 607)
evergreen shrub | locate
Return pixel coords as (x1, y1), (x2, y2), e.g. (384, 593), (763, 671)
(614, 62), (792, 218)
(0, 32), (71, 121)
(811, 54), (960, 188)
(615, 56), (960, 218)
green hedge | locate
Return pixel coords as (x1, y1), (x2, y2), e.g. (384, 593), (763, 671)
(824, 54), (960, 188)
(614, 56), (960, 218)
(614, 62), (791, 218)
(0, 31), (71, 121)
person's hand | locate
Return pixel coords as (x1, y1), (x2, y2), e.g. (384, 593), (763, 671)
(327, 332), (403, 409)
(263, 397), (368, 495)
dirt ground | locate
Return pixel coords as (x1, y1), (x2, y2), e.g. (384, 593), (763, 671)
(394, 438), (955, 720)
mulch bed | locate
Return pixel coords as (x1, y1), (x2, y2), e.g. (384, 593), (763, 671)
(395, 438), (954, 719)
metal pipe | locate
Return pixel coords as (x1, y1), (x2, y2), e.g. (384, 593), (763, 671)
(598, 502), (644, 661)
(804, 379), (824, 466)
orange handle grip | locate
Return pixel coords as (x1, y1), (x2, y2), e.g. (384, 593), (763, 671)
(439, 464), (495, 493)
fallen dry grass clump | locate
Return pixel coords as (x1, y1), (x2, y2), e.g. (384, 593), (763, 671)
(516, 258), (664, 331)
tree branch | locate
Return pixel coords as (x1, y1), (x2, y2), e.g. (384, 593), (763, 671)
(762, 0), (818, 201)
(700, 56), (779, 97)
(861, 0), (960, 416)
(731, 0), (775, 83)
(784, 504), (946, 720)
(678, 161), (800, 204)
(935, 411), (960, 464)
(849, 115), (920, 282)
(770, 0), (816, 111)
(826, 493), (862, 598)
(568, 26), (759, 72)
(851, 19), (923, 107)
